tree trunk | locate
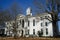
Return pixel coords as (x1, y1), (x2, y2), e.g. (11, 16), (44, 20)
(50, 12), (58, 36)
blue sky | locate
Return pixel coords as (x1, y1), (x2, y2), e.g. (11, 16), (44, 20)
(0, 0), (35, 15)
(0, 0), (46, 15)
(0, 0), (60, 31)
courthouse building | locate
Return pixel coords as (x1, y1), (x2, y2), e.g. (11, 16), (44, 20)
(4, 7), (54, 37)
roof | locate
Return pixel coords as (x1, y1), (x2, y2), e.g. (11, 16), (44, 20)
(16, 14), (25, 19)
(35, 13), (50, 17)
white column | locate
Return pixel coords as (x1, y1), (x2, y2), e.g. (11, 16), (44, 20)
(43, 19), (46, 36)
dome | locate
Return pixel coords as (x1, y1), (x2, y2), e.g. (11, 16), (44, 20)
(26, 7), (32, 16)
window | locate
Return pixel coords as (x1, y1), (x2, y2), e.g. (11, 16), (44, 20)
(33, 29), (35, 35)
(21, 30), (23, 36)
(45, 22), (48, 26)
(28, 30), (29, 35)
(33, 19), (35, 26)
(41, 23), (43, 27)
(22, 19), (24, 28)
(28, 20), (29, 26)
(46, 28), (48, 35)
(26, 30), (29, 35)
(20, 20), (21, 23)
(41, 29), (43, 34)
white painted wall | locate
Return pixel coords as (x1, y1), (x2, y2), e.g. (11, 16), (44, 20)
(24, 13), (53, 37)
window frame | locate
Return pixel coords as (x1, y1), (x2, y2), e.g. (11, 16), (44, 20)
(45, 22), (48, 26)
(28, 20), (30, 27)
(33, 19), (35, 26)
(33, 29), (35, 35)
(41, 23), (43, 27)
(46, 28), (48, 35)
(41, 29), (43, 34)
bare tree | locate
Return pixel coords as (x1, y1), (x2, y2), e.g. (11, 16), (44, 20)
(0, 10), (12, 25)
(33, 0), (60, 36)
(10, 2), (23, 38)
(0, 9), (12, 36)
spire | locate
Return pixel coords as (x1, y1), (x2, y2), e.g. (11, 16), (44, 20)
(26, 7), (32, 16)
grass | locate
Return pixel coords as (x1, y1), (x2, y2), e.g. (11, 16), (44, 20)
(0, 37), (60, 40)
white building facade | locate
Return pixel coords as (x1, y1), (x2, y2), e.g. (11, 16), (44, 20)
(5, 7), (53, 37)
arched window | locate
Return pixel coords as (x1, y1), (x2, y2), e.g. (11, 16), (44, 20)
(41, 23), (43, 27)
(45, 22), (48, 26)
(33, 19), (35, 26)
(41, 29), (43, 34)
(22, 19), (24, 28)
(46, 28), (48, 35)
(28, 20), (30, 26)
(33, 29), (35, 35)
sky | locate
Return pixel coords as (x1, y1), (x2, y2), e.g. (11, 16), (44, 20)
(0, 0), (60, 31)
(0, 0), (46, 15)
(0, 0), (34, 15)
